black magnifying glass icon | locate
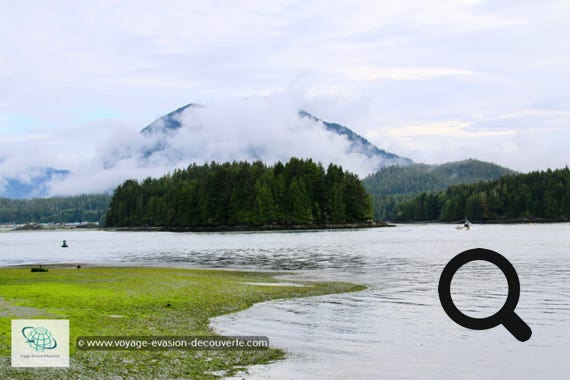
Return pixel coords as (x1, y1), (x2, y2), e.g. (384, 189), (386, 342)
(438, 248), (532, 342)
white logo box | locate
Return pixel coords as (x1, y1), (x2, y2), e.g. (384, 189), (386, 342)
(11, 319), (69, 368)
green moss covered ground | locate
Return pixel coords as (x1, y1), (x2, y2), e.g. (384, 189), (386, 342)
(0, 267), (364, 379)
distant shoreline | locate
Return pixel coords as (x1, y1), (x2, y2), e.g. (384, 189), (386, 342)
(393, 217), (569, 225)
(110, 221), (394, 232)
(5, 219), (570, 232)
(4, 221), (394, 232)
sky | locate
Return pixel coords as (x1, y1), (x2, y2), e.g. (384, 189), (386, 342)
(1, 0), (569, 195)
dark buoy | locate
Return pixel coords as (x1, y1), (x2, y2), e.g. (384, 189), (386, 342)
(61, 240), (68, 248)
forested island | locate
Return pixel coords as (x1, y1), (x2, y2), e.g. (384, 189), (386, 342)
(105, 158), (375, 229)
(394, 167), (570, 222)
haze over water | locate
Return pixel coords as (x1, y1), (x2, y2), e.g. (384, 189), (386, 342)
(2, 224), (569, 379)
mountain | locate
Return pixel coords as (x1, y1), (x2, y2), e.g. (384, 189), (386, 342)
(298, 110), (411, 164)
(140, 103), (412, 168)
(362, 159), (515, 220)
(141, 103), (201, 135)
(363, 159), (515, 196)
(1, 103), (410, 198)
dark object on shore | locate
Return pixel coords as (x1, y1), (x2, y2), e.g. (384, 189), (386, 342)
(76, 223), (99, 229)
(61, 240), (68, 248)
(76, 265), (81, 269)
(31, 265), (48, 273)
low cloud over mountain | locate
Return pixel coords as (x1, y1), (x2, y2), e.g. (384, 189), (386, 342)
(1, 97), (410, 198)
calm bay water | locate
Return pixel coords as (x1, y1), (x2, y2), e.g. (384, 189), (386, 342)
(1, 224), (569, 379)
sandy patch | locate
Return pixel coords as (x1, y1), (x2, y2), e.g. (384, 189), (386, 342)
(0, 297), (53, 318)
(240, 282), (307, 287)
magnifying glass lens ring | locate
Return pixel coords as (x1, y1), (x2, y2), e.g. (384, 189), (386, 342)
(438, 248), (520, 329)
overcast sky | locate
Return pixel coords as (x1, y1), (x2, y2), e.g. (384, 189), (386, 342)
(1, 1), (569, 194)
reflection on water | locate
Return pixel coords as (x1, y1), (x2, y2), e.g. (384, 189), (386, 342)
(1, 224), (570, 379)
(126, 247), (369, 271)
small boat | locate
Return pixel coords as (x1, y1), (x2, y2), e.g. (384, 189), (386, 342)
(455, 217), (471, 230)
(61, 240), (68, 248)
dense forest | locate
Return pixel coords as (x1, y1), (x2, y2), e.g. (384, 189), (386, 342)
(0, 194), (111, 224)
(394, 167), (570, 222)
(362, 159), (514, 220)
(105, 158), (372, 227)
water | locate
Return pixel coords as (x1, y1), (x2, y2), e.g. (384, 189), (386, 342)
(1, 224), (569, 379)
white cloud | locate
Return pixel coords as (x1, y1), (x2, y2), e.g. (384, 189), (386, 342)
(1, 1), (569, 196)
(344, 67), (481, 82)
(386, 120), (516, 138)
(369, 108), (570, 172)
(34, 95), (394, 195)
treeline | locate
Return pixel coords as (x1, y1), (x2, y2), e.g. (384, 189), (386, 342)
(0, 194), (111, 224)
(362, 159), (514, 220)
(395, 167), (570, 222)
(105, 158), (372, 227)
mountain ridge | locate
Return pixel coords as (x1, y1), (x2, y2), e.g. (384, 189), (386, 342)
(298, 110), (411, 164)
(140, 102), (412, 168)
(363, 159), (515, 196)
(141, 103), (201, 135)
(2, 103), (410, 198)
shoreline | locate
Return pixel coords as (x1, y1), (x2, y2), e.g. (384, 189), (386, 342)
(393, 217), (569, 225)
(5, 218), (569, 233)
(111, 221), (394, 232)
(5, 221), (394, 232)
(0, 263), (282, 273)
(0, 266), (366, 379)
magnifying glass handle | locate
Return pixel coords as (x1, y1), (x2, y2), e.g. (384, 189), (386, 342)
(503, 312), (532, 342)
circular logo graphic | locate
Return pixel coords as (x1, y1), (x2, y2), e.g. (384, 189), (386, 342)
(22, 326), (58, 351)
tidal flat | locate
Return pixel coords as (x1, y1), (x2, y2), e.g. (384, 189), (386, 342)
(0, 266), (364, 379)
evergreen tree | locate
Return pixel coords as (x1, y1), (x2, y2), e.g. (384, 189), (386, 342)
(286, 178), (313, 223)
